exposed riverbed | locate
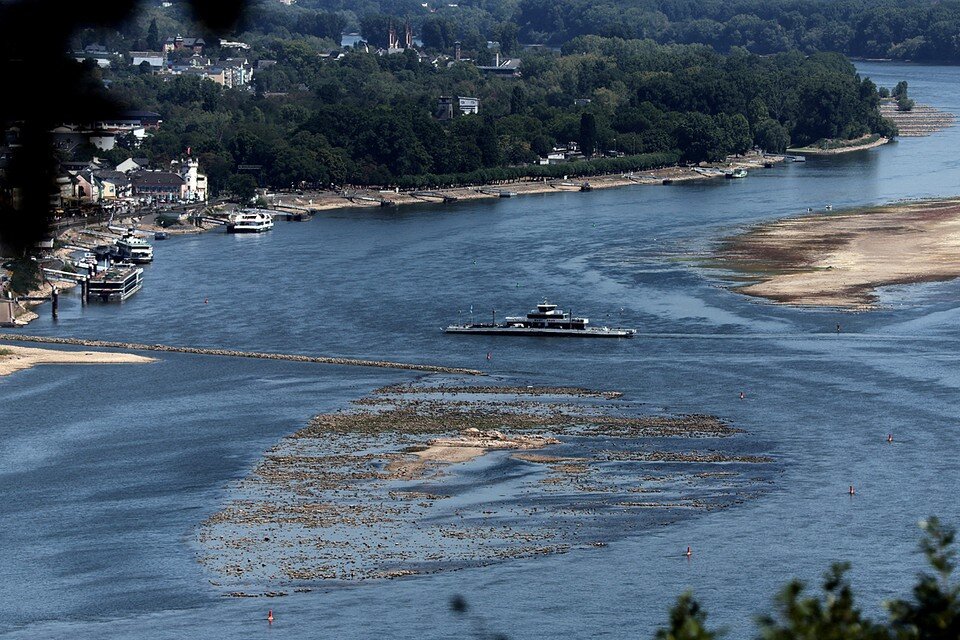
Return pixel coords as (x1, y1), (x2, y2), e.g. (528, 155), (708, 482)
(3, 61), (960, 639)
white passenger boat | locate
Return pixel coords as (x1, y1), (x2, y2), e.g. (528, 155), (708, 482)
(227, 210), (274, 233)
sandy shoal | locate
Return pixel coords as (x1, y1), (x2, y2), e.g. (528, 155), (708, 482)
(718, 198), (960, 308)
(0, 345), (155, 377)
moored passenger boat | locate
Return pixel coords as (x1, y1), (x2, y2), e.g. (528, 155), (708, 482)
(86, 264), (143, 302)
(227, 210), (274, 233)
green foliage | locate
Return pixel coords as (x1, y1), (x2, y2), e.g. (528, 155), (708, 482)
(897, 96), (916, 112)
(655, 592), (720, 640)
(661, 519), (960, 640)
(226, 174), (258, 202)
(879, 87), (891, 99)
(8, 258), (40, 295)
(887, 517), (960, 638)
(102, 25), (886, 189)
(579, 112), (597, 156)
(893, 81), (909, 99)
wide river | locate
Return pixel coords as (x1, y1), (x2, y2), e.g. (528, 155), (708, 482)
(3, 61), (960, 638)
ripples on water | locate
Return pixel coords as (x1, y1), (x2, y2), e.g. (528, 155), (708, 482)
(3, 61), (960, 639)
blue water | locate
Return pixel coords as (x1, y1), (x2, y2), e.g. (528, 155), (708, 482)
(3, 61), (960, 638)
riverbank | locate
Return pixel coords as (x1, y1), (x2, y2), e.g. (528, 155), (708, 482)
(0, 344), (154, 377)
(715, 197), (960, 308)
(269, 153), (783, 211)
(788, 134), (890, 155)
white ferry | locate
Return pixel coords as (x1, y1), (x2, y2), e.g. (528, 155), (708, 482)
(444, 301), (635, 338)
(114, 232), (154, 263)
(227, 210), (274, 233)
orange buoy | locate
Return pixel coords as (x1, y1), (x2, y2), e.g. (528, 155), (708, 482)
(849, 485), (856, 496)
(267, 609), (274, 624)
(685, 546), (692, 558)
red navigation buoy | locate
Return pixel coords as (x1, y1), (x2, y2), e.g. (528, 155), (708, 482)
(887, 434), (893, 443)
(267, 609), (274, 624)
(849, 485), (856, 496)
(685, 546), (692, 558)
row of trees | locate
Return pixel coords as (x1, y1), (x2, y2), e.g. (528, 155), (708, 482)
(99, 36), (892, 195)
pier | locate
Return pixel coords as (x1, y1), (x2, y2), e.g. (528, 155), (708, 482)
(0, 334), (484, 375)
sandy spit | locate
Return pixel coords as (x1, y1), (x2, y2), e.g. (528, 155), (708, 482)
(0, 345), (155, 377)
(716, 198), (960, 308)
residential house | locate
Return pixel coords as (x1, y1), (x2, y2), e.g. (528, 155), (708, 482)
(163, 35), (206, 54)
(130, 51), (166, 68)
(115, 157), (149, 173)
(130, 171), (185, 202)
(72, 44), (114, 67)
(476, 54), (521, 77)
(436, 96), (479, 120)
(91, 170), (131, 200)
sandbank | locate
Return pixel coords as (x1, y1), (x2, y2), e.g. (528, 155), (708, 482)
(0, 344), (155, 377)
(717, 198), (960, 308)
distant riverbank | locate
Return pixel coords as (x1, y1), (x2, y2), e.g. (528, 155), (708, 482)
(788, 134), (890, 155)
(268, 153), (783, 212)
(715, 197), (960, 308)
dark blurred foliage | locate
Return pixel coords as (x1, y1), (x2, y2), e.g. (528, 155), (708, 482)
(0, 0), (246, 254)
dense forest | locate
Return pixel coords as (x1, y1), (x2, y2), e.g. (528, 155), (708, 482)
(274, 0), (960, 61)
(92, 28), (892, 194)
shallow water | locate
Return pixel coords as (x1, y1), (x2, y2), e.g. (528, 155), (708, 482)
(3, 61), (960, 637)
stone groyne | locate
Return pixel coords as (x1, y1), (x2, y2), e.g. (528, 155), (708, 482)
(880, 101), (955, 137)
(0, 334), (483, 375)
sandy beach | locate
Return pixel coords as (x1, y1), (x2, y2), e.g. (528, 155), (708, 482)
(716, 198), (960, 308)
(788, 135), (890, 155)
(0, 344), (155, 377)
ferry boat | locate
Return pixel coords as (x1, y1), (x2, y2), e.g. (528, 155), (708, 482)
(444, 301), (635, 338)
(114, 232), (154, 263)
(227, 210), (274, 233)
(86, 264), (143, 302)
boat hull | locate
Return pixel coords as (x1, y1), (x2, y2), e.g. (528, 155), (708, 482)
(444, 326), (635, 338)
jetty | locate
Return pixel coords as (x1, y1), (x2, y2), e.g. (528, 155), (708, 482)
(0, 334), (484, 375)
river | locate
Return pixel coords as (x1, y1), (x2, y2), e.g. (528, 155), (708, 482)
(2, 61), (960, 638)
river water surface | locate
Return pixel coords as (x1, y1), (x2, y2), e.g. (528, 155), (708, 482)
(3, 61), (960, 638)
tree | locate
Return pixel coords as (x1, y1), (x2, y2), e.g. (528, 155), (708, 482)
(754, 119), (791, 153)
(878, 86), (891, 98)
(887, 517), (960, 637)
(510, 85), (527, 115)
(146, 18), (159, 51)
(421, 17), (455, 50)
(226, 174), (257, 202)
(897, 96), (915, 111)
(892, 80), (909, 98)
(579, 112), (597, 156)
(654, 592), (719, 640)
(359, 13), (394, 49)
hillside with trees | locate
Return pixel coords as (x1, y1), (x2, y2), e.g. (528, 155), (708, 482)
(94, 34), (892, 194)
